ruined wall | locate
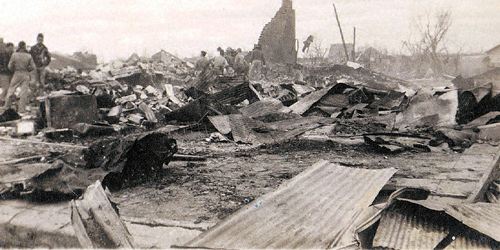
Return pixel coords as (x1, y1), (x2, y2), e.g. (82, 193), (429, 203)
(258, 0), (297, 64)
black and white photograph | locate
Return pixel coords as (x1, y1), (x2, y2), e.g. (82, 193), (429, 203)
(0, 0), (499, 248)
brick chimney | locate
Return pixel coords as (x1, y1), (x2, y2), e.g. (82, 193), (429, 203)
(282, 0), (293, 9)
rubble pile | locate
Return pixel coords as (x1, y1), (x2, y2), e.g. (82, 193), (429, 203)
(1, 50), (500, 249)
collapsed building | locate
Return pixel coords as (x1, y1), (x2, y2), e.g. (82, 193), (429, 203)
(0, 2), (500, 249)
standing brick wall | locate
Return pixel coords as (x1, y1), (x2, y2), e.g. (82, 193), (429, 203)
(258, 0), (297, 64)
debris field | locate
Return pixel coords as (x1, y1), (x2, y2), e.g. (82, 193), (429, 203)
(0, 1), (500, 249)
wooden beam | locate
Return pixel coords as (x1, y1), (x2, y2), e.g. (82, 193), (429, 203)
(352, 27), (356, 61)
(0, 136), (87, 149)
(333, 2), (350, 62)
(0, 155), (45, 165)
(468, 149), (500, 202)
(71, 181), (135, 248)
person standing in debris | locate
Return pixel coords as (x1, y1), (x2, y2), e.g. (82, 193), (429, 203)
(3, 41), (35, 112)
(249, 44), (266, 81)
(195, 51), (210, 72)
(194, 50), (214, 91)
(213, 49), (228, 75)
(225, 47), (235, 67)
(0, 43), (14, 105)
(234, 48), (249, 76)
(30, 33), (51, 89)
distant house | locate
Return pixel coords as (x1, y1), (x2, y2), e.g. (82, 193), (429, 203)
(356, 47), (389, 69)
(328, 43), (353, 63)
(486, 44), (500, 68)
(456, 54), (490, 78)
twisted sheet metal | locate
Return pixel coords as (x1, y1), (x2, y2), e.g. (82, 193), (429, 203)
(373, 201), (499, 249)
(183, 160), (396, 249)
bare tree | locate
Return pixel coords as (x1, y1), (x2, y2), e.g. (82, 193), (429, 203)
(306, 40), (328, 66)
(403, 10), (452, 76)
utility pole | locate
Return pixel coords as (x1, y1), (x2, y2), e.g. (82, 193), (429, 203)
(352, 27), (356, 62)
(332, 2), (349, 63)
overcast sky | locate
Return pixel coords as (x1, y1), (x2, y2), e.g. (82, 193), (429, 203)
(1, 0), (498, 61)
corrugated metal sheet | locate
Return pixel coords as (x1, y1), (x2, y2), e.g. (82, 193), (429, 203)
(239, 98), (284, 118)
(446, 203), (500, 242)
(228, 115), (259, 144)
(182, 160), (396, 249)
(265, 116), (333, 131)
(208, 115), (330, 145)
(373, 202), (499, 249)
(286, 85), (335, 115)
(373, 204), (451, 249)
(207, 116), (231, 135)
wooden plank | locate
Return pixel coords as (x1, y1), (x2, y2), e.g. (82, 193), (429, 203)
(468, 149), (500, 202)
(0, 136), (87, 149)
(71, 181), (135, 248)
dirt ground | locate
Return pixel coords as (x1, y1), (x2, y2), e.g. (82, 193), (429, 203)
(0, 128), (487, 226)
(110, 130), (461, 225)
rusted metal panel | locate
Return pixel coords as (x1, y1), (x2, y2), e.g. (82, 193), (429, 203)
(183, 160), (396, 249)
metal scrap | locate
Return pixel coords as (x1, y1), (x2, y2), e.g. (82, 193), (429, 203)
(181, 160), (396, 249)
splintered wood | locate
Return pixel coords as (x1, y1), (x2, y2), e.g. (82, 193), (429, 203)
(70, 180), (135, 248)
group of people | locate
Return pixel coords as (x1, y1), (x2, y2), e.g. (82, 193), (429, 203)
(195, 44), (267, 84)
(0, 33), (51, 113)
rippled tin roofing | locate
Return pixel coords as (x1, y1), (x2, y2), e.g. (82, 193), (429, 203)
(446, 202), (500, 242)
(183, 160), (396, 249)
(373, 200), (499, 249)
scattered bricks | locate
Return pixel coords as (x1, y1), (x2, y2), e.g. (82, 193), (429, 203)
(44, 94), (98, 129)
(144, 85), (159, 96)
(128, 113), (144, 125)
(116, 94), (137, 104)
(106, 105), (123, 124)
(138, 102), (158, 123)
(478, 123), (500, 141)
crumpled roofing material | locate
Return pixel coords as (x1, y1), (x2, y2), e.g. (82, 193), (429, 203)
(373, 199), (500, 249)
(182, 160), (396, 249)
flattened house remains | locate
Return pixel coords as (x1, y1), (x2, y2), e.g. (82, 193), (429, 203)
(0, 0), (500, 249)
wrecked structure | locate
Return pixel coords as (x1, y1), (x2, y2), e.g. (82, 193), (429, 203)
(258, 0), (297, 64)
(1, 54), (500, 247)
(0, 2), (500, 249)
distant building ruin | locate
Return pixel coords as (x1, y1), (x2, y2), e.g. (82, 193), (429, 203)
(258, 0), (297, 64)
